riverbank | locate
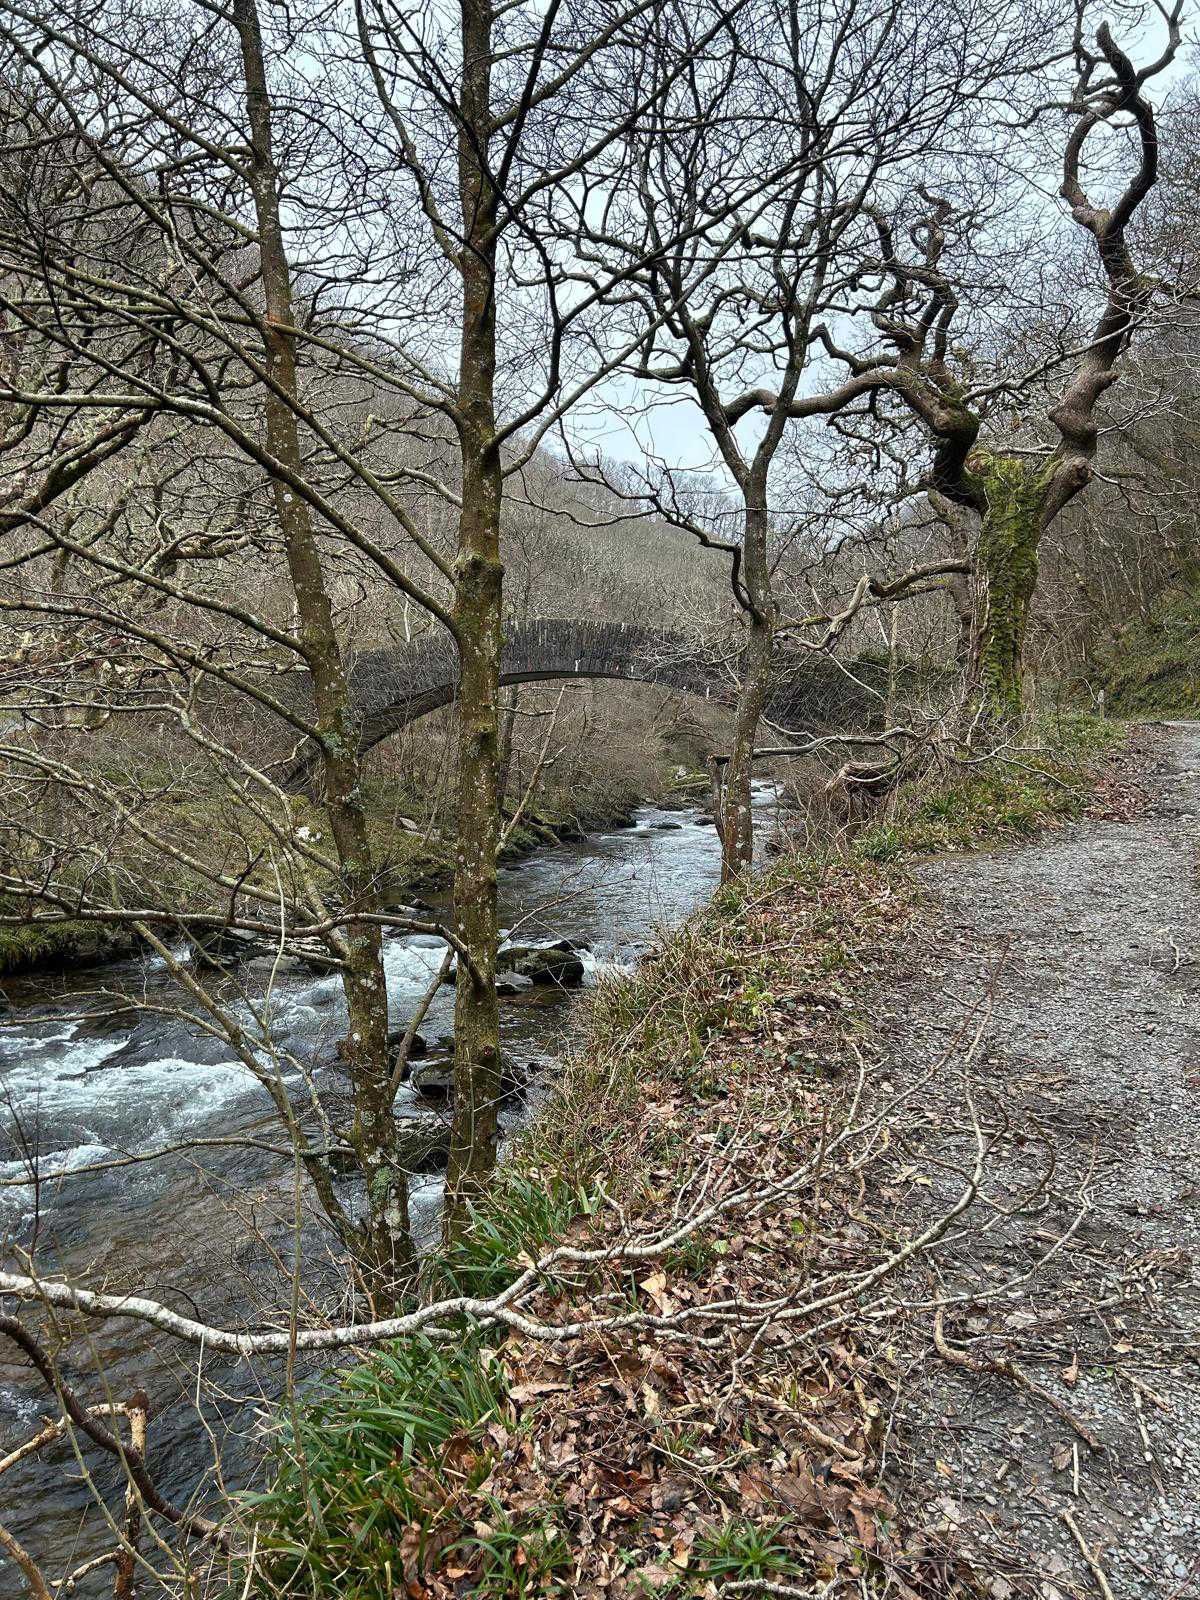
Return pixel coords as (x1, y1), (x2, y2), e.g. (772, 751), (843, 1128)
(231, 714), (1128, 1597)
(0, 763), (711, 979)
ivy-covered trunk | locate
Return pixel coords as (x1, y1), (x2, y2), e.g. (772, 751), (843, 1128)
(963, 455), (1050, 738)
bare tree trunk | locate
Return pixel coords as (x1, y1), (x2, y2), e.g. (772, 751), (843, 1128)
(883, 599), (901, 726)
(498, 686), (519, 812)
(445, 0), (503, 1239)
(233, 0), (410, 1296)
(718, 500), (773, 879)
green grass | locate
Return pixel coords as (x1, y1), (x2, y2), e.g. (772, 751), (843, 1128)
(694, 1518), (804, 1584)
(425, 1169), (600, 1302)
(448, 1497), (572, 1597)
(233, 1336), (510, 1597)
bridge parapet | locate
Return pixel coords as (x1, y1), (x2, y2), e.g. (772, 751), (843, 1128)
(283, 617), (892, 786)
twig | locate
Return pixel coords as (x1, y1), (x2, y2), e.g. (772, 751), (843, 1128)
(387, 945), (454, 1103)
(1059, 1508), (1116, 1600)
(933, 1309), (1104, 1453)
(0, 1519), (52, 1600)
(113, 1390), (149, 1599)
(745, 1389), (862, 1463)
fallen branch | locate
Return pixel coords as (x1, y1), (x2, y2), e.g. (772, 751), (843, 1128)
(932, 1308), (1103, 1453)
(0, 1315), (230, 1551)
(1060, 1508), (1117, 1600)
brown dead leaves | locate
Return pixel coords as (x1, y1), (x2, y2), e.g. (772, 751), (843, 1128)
(407, 864), (968, 1596)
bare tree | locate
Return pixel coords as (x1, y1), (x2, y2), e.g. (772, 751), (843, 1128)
(0, 0), (818, 1317)
(568, 0), (1064, 873)
(760, 5), (1188, 738)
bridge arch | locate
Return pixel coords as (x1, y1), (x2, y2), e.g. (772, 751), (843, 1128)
(350, 619), (728, 756)
(282, 617), (881, 786)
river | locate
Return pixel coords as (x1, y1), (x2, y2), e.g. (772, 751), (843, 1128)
(0, 788), (777, 1585)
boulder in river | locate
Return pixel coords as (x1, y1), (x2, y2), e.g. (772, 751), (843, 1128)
(407, 1052), (533, 1100)
(193, 927), (265, 968)
(409, 1059), (453, 1098)
(496, 939), (585, 988)
(443, 938), (586, 990)
(244, 952), (307, 977)
(386, 1027), (429, 1059)
(335, 1030), (428, 1071)
(326, 1116), (450, 1174)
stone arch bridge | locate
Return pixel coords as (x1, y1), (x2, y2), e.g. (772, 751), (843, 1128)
(284, 617), (884, 784)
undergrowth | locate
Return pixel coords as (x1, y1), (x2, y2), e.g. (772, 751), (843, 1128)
(1105, 579), (1200, 717)
(230, 712), (1122, 1597)
(852, 711), (1124, 863)
(233, 1337), (512, 1596)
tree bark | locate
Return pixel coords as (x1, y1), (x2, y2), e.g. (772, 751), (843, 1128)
(444, 0), (504, 1240)
(233, 0), (411, 1299)
(718, 498), (774, 879)
(961, 455), (1048, 738)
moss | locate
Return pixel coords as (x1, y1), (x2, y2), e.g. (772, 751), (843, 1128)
(965, 452), (1056, 725)
(0, 916), (139, 976)
(1105, 581), (1200, 717)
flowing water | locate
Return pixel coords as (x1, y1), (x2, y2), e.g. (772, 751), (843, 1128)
(0, 789), (777, 1584)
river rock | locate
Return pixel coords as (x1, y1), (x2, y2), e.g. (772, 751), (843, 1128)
(193, 927), (265, 968)
(291, 939), (342, 973)
(498, 984), (558, 1008)
(326, 1116), (450, 1175)
(409, 1059), (453, 1098)
(386, 1027), (429, 1059)
(407, 1053), (532, 1100)
(496, 939), (585, 987)
(244, 952), (307, 977)
(443, 939), (586, 990)
(648, 819), (683, 831)
(335, 1030), (428, 1070)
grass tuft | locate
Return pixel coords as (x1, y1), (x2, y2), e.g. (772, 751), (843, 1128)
(233, 1336), (509, 1597)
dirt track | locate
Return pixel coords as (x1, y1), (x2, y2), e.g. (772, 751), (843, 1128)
(881, 723), (1200, 1598)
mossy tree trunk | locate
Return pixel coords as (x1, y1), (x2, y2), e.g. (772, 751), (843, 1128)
(962, 455), (1052, 740)
(444, 0), (504, 1243)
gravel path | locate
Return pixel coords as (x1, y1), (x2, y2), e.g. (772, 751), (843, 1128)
(880, 724), (1200, 1599)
